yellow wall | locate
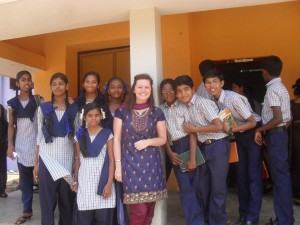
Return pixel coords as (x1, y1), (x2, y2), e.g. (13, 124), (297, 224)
(34, 22), (130, 100)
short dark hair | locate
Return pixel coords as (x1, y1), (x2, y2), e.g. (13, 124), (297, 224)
(203, 69), (224, 82)
(199, 59), (215, 77)
(160, 78), (176, 92)
(293, 78), (300, 96)
(261, 55), (282, 77)
(174, 75), (194, 88)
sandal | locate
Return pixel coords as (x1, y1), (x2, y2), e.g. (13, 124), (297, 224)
(0, 192), (8, 198)
(15, 215), (32, 224)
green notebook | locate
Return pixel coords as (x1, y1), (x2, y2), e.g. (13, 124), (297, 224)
(177, 147), (205, 172)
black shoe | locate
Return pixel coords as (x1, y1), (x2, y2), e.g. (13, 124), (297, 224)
(233, 218), (246, 225)
(265, 218), (279, 225)
(0, 192), (8, 198)
(245, 221), (257, 225)
(293, 197), (300, 205)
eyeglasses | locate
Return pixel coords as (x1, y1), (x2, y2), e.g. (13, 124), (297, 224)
(161, 89), (175, 94)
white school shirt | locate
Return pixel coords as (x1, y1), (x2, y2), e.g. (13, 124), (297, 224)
(186, 94), (227, 142)
(75, 133), (116, 210)
(8, 100), (38, 167)
(261, 78), (291, 126)
(159, 100), (190, 141)
(217, 90), (261, 125)
(37, 107), (75, 183)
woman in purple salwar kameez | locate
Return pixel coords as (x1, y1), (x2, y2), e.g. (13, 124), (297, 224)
(113, 74), (167, 225)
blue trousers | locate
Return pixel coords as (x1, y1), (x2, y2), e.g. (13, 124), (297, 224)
(198, 139), (230, 225)
(172, 135), (204, 225)
(17, 162), (34, 213)
(265, 131), (294, 225)
(73, 203), (114, 225)
(39, 158), (75, 225)
(235, 128), (263, 222)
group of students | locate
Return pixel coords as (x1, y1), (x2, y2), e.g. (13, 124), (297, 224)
(1, 54), (297, 225)
(5, 71), (130, 225)
(159, 56), (295, 225)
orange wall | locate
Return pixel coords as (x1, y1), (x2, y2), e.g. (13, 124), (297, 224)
(5, 1), (300, 99)
(161, 14), (191, 78)
(187, 1), (300, 95)
(34, 22), (130, 100)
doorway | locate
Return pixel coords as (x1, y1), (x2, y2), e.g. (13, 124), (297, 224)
(78, 46), (130, 94)
(215, 57), (267, 103)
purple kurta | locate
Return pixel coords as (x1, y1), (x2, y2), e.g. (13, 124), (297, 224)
(115, 107), (167, 204)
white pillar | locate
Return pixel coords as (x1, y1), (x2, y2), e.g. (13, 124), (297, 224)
(129, 7), (167, 225)
(130, 7), (163, 104)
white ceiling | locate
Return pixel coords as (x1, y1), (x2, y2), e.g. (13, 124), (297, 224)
(0, 58), (40, 78)
(0, 0), (293, 78)
(0, 0), (292, 41)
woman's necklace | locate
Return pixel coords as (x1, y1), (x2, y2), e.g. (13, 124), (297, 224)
(132, 108), (150, 132)
(133, 108), (150, 118)
(54, 102), (66, 110)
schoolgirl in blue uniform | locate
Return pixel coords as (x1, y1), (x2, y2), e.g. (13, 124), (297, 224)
(75, 71), (106, 126)
(72, 103), (115, 225)
(34, 73), (78, 225)
(7, 71), (41, 224)
(75, 73), (127, 225)
(101, 77), (129, 225)
(101, 77), (128, 130)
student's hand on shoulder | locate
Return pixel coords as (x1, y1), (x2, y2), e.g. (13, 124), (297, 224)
(187, 159), (197, 171)
(169, 152), (182, 166)
(183, 123), (196, 133)
(102, 183), (112, 199)
(254, 131), (263, 146)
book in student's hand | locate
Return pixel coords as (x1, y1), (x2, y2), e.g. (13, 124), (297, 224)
(218, 108), (238, 128)
(177, 147), (205, 172)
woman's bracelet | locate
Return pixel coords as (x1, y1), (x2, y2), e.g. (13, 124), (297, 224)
(147, 139), (151, 147)
(115, 160), (121, 162)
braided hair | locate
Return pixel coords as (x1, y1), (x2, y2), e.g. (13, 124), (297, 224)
(78, 103), (103, 157)
(14, 70), (36, 123)
(48, 73), (74, 138)
(104, 77), (128, 103)
(77, 71), (105, 109)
